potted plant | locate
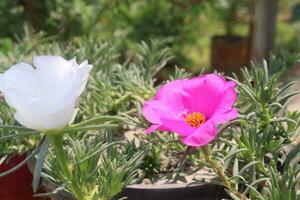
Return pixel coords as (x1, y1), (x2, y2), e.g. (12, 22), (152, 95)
(209, 0), (250, 76)
(0, 53), (136, 200)
(124, 60), (300, 200)
(5, 39), (232, 200)
(2, 36), (300, 200)
(43, 42), (300, 200)
(0, 31), (58, 200)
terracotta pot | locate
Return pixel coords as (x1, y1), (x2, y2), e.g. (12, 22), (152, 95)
(0, 154), (49, 200)
(211, 35), (249, 76)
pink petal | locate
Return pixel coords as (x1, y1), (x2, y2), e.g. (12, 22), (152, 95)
(182, 121), (218, 147)
(142, 100), (178, 124)
(145, 124), (160, 134)
(210, 108), (238, 125)
(212, 86), (237, 115)
(225, 80), (237, 88)
(154, 79), (186, 113)
(142, 73), (238, 143)
(160, 118), (196, 137)
(181, 74), (229, 117)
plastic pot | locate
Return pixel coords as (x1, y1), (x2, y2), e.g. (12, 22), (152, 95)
(43, 181), (229, 200)
(0, 153), (49, 200)
(120, 183), (229, 200)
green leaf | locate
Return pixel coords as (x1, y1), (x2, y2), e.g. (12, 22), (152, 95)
(32, 136), (49, 193)
(239, 161), (260, 176)
(270, 117), (296, 124)
(283, 143), (300, 171)
(224, 148), (248, 161)
(233, 158), (239, 177)
(275, 81), (297, 98)
(225, 189), (242, 200)
(263, 60), (269, 82)
(70, 115), (125, 129)
(245, 184), (265, 200)
(238, 84), (259, 104)
(243, 178), (270, 196)
(75, 141), (124, 166)
(277, 91), (300, 105)
(65, 124), (118, 132)
(0, 131), (38, 141)
(0, 125), (33, 131)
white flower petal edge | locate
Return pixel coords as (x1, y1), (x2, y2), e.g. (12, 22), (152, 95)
(0, 55), (93, 131)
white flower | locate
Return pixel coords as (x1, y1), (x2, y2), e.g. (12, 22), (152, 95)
(0, 56), (93, 131)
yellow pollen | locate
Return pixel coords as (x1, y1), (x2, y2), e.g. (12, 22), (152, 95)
(185, 112), (206, 128)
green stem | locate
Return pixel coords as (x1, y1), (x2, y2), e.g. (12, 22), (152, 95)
(201, 146), (248, 200)
(52, 135), (84, 200)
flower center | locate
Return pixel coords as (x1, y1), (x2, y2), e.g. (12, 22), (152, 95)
(184, 112), (206, 128)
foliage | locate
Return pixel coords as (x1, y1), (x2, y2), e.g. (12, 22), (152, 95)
(191, 62), (300, 199)
(206, 0), (250, 36)
(0, 34), (189, 199)
(0, 0), (207, 67)
(1, 7), (300, 198)
(40, 134), (145, 200)
(0, 1), (25, 39)
(248, 163), (300, 200)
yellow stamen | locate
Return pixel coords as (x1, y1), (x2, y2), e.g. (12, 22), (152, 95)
(185, 112), (206, 128)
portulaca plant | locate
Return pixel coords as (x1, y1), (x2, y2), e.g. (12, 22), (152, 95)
(0, 52), (145, 200)
(0, 55), (94, 199)
(140, 61), (300, 200)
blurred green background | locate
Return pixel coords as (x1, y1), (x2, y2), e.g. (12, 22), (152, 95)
(0, 0), (299, 73)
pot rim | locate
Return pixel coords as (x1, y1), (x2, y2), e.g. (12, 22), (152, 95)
(126, 182), (220, 189)
(212, 35), (246, 40)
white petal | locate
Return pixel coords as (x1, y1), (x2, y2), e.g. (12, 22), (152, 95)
(3, 90), (27, 111)
(68, 108), (79, 125)
(34, 56), (74, 92)
(18, 59), (91, 130)
(15, 98), (77, 131)
(47, 60), (92, 114)
(33, 55), (72, 71)
(41, 100), (77, 130)
(0, 62), (36, 111)
(1, 56), (92, 131)
(74, 60), (93, 96)
(31, 87), (73, 116)
(69, 57), (78, 66)
(14, 111), (44, 130)
(3, 62), (35, 95)
(39, 60), (92, 119)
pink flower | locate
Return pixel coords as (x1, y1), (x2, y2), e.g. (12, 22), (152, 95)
(142, 74), (238, 147)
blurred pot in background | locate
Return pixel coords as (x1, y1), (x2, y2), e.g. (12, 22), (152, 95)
(209, 0), (251, 76)
(211, 35), (248, 76)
